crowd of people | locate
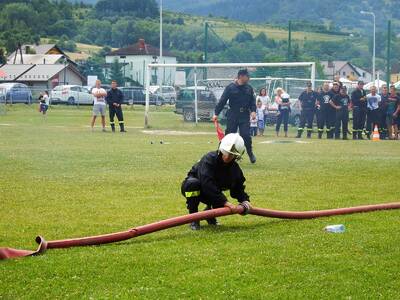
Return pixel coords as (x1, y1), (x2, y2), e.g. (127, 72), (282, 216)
(252, 79), (400, 140)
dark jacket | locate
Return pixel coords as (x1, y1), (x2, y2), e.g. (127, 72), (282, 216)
(215, 82), (256, 118)
(318, 90), (335, 112)
(186, 151), (249, 206)
(351, 88), (367, 109)
(299, 90), (318, 110)
(106, 88), (124, 106)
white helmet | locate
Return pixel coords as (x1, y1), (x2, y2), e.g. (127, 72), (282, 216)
(218, 133), (246, 159)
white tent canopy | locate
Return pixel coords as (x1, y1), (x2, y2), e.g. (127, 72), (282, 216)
(364, 79), (387, 90)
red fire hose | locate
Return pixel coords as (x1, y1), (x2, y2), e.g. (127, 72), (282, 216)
(1, 202), (399, 260)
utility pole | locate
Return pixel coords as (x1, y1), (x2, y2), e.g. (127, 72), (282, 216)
(204, 21), (209, 63)
(386, 20), (391, 87)
(287, 20), (292, 62)
(360, 11), (376, 84)
(203, 21), (209, 80)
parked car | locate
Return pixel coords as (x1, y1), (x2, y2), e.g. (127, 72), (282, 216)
(176, 86), (225, 122)
(149, 85), (177, 104)
(0, 83), (33, 104)
(121, 87), (162, 106)
(50, 85), (92, 105)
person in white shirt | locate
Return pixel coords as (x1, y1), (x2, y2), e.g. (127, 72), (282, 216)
(91, 80), (107, 132)
(256, 88), (270, 107)
(366, 85), (381, 139)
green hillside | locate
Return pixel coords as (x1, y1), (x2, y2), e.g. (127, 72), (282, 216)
(165, 0), (399, 31)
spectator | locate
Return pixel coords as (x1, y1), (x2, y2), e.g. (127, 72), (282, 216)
(250, 113), (258, 137)
(91, 80), (107, 132)
(38, 92), (48, 116)
(256, 88), (270, 107)
(275, 92), (290, 137)
(256, 99), (265, 136)
(379, 85), (389, 139)
(387, 85), (399, 140)
(366, 86), (381, 139)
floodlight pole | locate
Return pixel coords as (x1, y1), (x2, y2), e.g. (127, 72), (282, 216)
(361, 11), (376, 84)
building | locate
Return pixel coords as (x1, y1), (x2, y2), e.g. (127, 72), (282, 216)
(0, 63), (86, 90)
(320, 61), (372, 82)
(105, 39), (177, 86)
(0, 43), (85, 89)
(7, 44), (75, 65)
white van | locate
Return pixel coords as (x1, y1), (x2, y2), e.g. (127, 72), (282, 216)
(50, 85), (93, 105)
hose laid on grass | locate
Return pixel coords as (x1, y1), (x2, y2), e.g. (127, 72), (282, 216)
(1, 202), (400, 260)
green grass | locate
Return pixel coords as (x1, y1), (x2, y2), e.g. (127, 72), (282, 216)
(179, 13), (346, 42)
(1, 105), (400, 299)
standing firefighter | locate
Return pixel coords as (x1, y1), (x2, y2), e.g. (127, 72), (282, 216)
(106, 80), (126, 133)
(296, 82), (318, 138)
(317, 82), (336, 139)
(212, 69), (257, 163)
(351, 81), (367, 139)
(332, 86), (350, 140)
(181, 133), (251, 230)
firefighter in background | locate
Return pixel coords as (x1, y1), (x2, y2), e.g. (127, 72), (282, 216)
(181, 133), (251, 230)
(296, 82), (318, 138)
(106, 80), (126, 133)
(332, 86), (350, 140)
(317, 82), (336, 139)
(213, 69), (257, 164)
(351, 81), (367, 139)
(378, 85), (389, 139)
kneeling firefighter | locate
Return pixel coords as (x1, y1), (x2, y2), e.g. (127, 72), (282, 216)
(181, 133), (251, 230)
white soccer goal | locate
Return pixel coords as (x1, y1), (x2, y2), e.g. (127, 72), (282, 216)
(144, 62), (316, 127)
(0, 87), (6, 115)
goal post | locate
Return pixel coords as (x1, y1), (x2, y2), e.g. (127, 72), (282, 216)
(145, 62), (316, 128)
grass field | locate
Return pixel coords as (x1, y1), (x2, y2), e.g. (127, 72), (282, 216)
(1, 105), (400, 299)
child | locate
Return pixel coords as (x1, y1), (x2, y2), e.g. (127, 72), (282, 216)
(250, 113), (258, 137)
(38, 93), (48, 115)
(256, 100), (265, 136)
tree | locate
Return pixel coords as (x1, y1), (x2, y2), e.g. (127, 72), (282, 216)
(233, 31), (253, 43)
(109, 58), (125, 86)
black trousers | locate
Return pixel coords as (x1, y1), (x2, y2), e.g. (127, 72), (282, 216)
(225, 114), (253, 156)
(298, 109), (315, 132)
(317, 109), (336, 135)
(335, 109), (349, 138)
(181, 177), (224, 214)
(109, 105), (124, 127)
(366, 109), (379, 134)
(352, 107), (367, 133)
(378, 108), (388, 136)
(276, 109), (289, 132)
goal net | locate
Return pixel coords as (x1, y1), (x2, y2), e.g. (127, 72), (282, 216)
(144, 62), (316, 127)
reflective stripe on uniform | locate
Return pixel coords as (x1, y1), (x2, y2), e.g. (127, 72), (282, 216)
(119, 121), (124, 124)
(185, 191), (200, 198)
(110, 122), (115, 125)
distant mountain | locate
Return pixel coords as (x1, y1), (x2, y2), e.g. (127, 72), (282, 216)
(164, 0), (399, 30)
